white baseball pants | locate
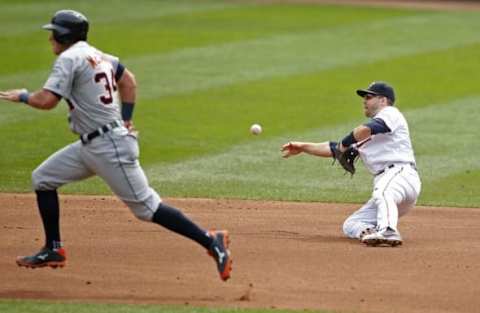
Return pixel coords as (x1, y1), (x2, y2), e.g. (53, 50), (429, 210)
(343, 163), (421, 239)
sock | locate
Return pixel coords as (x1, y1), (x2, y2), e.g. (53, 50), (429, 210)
(152, 203), (213, 249)
(52, 241), (63, 250)
(35, 190), (61, 249)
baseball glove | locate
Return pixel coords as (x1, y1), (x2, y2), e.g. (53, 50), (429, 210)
(329, 141), (359, 175)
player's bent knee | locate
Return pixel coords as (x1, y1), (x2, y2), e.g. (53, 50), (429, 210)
(120, 191), (161, 222)
(342, 218), (357, 238)
(132, 209), (154, 222)
(125, 202), (155, 222)
(31, 168), (52, 190)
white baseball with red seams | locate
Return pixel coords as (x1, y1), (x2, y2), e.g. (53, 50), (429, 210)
(250, 123), (262, 135)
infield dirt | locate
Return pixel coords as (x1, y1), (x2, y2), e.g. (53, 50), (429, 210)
(1, 193), (479, 313)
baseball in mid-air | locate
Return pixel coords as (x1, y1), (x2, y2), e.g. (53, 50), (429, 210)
(250, 123), (262, 135)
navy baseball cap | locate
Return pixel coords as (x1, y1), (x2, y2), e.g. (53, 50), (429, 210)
(356, 81), (395, 104)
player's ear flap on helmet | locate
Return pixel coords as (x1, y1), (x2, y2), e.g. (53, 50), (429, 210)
(42, 10), (89, 45)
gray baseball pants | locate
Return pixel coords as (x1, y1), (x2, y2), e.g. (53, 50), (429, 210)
(31, 126), (161, 221)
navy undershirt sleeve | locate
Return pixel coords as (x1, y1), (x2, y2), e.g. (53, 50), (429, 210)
(115, 63), (125, 81)
(364, 118), (391, 135)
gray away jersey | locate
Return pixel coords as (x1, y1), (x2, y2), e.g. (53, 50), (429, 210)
(44, 41), (122, 135)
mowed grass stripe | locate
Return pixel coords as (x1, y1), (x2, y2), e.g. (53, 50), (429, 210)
(1, 39), (478, 140)
(0, 0), (242, 37)
(142, 96), (480, 207)
(89, 4), (410, 63)
(130, 11), (480, 99)
(1, 41), (480, 194)
(1, 9), (478, 126)
(1, 4), (479, 207)
(0, 4), (411, 126)
(0, 3), (414, 76)
(1, 10), (479, 97)
(130, 41), (480, 165)
(0, 0), (244, 75)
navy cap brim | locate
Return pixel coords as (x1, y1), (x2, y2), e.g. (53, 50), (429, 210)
(42, 23), (70, 35)
(356, 89), (378, 97)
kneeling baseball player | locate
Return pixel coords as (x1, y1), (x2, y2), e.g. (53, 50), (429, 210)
(0, 10), (232, 280)
(282, 82), (421, 247)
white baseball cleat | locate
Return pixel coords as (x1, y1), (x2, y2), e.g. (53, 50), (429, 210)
(361, 227), (402, 247)
(359, 227), (375, 241)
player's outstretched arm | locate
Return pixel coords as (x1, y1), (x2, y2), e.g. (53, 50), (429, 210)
(0, 88), (59, 110)
(281, 141), (332, 158)
(0, 89), (25, 102)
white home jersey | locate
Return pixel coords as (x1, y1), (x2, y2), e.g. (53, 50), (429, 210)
(358, 106), (416, 175)
(43, 41), (122, 135)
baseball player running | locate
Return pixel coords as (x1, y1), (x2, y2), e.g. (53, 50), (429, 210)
(281, 82), (421, 247)
(0, 10), (232, 280)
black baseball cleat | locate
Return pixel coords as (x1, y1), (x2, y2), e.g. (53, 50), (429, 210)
(16, 246), (66, 269)
(207, 230), (232, 281)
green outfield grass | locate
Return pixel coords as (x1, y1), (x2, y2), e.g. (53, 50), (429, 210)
(1, 0), (479, 208)
(0, 300), (334, 313)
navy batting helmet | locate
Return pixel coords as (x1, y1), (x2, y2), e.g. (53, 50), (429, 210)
(42, 10), (89, 44)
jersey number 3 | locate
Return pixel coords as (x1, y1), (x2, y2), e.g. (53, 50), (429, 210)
(94, 71), (117, 105)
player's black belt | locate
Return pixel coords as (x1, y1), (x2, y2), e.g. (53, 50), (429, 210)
(375, 163), (417, 176)
(80, 120), (122, 144)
